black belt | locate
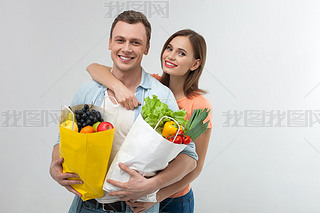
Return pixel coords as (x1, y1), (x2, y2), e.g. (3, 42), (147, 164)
(86, 199), (123, 212)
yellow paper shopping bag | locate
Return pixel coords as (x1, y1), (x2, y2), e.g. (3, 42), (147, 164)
(59, 103), (117, 201)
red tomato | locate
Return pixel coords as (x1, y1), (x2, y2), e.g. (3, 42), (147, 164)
(167, 135), (183, 144)
(177, 129), (184, 135)
(173, 135), (183, 144)
(167, 135), (174, 142)
(183, 135), (192, 145)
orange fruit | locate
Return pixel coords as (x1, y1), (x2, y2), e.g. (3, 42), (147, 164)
(80, 126), (95, 134)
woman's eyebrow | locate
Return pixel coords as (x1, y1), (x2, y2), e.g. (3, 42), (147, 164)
(168, 43), (187, 53)
(178, 48), (187, 53)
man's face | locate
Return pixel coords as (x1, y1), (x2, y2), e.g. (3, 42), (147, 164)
(109, 21), (149, 73)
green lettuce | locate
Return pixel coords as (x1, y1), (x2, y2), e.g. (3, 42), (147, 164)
(141, 95), (187, 133)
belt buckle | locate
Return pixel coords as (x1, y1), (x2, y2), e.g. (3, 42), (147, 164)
(102, 203), (115, 212)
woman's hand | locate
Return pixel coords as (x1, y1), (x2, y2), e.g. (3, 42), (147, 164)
(86, 63), (141, 110)
(126, 200), (157, 213)
(113, 82), (141, 110)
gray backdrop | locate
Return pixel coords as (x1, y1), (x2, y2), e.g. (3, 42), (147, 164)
(1, 0), (320, 212)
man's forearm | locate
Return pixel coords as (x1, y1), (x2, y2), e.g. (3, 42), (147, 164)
(52, 143), (59, 162)
(150, 153), (197, 193)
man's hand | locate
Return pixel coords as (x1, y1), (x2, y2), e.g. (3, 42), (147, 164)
(126, 200), (157, 213)
(50, 157), (83, 197)
(107, 163), (155, 201)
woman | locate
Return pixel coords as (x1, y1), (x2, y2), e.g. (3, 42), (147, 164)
(87, 29), (212, 213)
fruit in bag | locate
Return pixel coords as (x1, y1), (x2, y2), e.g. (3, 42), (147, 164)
(60, 120), (78, 132)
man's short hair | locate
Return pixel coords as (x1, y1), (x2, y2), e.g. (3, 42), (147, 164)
(110, 10), (152, 46)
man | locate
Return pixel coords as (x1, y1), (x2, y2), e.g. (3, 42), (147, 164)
(50, 10), (198, 213)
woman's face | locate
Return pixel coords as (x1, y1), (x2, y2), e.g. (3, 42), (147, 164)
(162, 36), (199, 77)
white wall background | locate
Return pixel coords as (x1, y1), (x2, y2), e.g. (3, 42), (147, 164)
(1, 0), (320, 212)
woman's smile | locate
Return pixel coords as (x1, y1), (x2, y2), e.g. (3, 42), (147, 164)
(164, 60), (178, 68)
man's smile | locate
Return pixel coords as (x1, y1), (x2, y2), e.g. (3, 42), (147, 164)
(118, 55), (135, 62)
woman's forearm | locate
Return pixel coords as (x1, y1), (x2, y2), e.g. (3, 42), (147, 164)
(156, 128), (212, 202)
(86, 63), (140, 109)
(149, 153), (197, 194)
(156, 161), (202, 202)
(86, 63), (121, 91)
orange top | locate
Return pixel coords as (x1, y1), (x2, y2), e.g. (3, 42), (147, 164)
(151, 73), (213, 198)
(177, 96), (213, 129)
(170, 95), (212, 198)
(151, 73), (161, 81)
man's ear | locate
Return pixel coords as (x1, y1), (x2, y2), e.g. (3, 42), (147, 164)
(190, 59), (201, 71)
(144, 44), (150, 55)
(108, 38), (112, 50)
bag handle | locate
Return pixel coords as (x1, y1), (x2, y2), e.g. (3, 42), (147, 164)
(101, 95), (120, 125)
(62, 105), (76, 130)
(154, 116), (181, 142)
(61, 95), (119, 130)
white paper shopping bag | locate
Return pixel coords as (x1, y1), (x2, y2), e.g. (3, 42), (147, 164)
(103, 114), (186, 202)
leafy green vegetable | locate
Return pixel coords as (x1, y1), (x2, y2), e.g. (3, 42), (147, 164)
(142, 95), (187, 134)
(185, 108), (210, 141)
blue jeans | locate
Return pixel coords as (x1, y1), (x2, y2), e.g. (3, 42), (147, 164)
(68, 196), (160, 213)
(159, 189), (194, 213)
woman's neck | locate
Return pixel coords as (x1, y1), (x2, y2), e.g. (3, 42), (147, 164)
(169, 75), (187, 100)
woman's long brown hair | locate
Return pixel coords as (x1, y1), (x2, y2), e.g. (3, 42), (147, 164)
(160, 29), (207, 98)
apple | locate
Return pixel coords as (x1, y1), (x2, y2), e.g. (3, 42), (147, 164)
(97, 122), (113, 132)
(60, 120), (78, 132)
(92, 121), (101, 132)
